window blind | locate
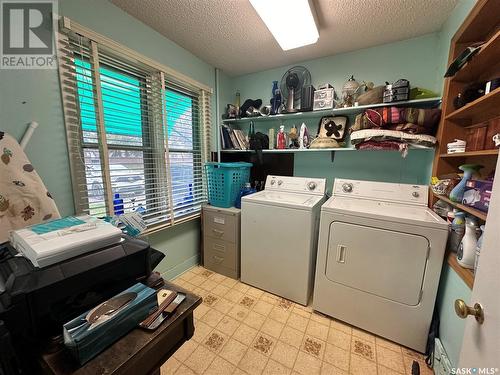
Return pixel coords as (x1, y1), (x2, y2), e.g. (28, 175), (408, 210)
(57, 29), (211, 230)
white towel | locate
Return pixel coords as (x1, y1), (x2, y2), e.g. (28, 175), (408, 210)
(0, 131), (60, 243)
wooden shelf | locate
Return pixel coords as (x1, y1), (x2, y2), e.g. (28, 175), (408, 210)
(222, 98), (441, 124)
(440, 149), (499, 158)
(452, 29), (500, 83)
(447, 252), (474, 289)
(432, 192), (488, 221)
(221, 148), (354, 153)
(445, 86), (500, 123)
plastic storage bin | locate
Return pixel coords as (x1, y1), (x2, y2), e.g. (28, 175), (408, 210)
(205, 162), (252, 208)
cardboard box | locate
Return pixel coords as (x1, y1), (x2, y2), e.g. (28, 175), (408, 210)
(462, 179), (493, 213)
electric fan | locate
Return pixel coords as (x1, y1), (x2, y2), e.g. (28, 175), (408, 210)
(280, 66), (312, 113)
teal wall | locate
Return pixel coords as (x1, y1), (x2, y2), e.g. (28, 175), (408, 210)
(0, 0), (216, 279)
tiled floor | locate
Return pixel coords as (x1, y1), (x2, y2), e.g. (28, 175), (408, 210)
(161, 266), (433, 375)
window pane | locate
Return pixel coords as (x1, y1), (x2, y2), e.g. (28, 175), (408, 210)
(83, 148), (106, 216)
(75, 59), (98, 144)
(166, 90), (193, 150)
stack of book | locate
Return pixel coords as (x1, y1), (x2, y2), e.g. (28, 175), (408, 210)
(220, 125), (250, 150)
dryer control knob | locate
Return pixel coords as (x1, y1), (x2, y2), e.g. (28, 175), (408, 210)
(412, 191), (420, 198)
(277, 180), (283, 186)
(270, 180), (276, 185)
(307, 181), (317, 191)
(342, 183), (353, 193)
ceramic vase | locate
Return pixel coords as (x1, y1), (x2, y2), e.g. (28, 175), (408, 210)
(449, 164), (483, 203)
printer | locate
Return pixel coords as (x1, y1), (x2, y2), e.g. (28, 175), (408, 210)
(0, 236), (164, 373)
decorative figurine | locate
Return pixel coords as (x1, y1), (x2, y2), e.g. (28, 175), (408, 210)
(341, 75), (361, 107)
(276, 125), (287, 149)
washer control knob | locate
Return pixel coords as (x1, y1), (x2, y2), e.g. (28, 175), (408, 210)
(270, 180), (276, 185)
(342, 183), (353, 193)
(307, 181), (317, 191)
(412, 191), (420, 198)
(277, 180), (283, 186)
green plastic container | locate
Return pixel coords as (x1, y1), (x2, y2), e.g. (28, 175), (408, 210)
(205, 162), (252, 208)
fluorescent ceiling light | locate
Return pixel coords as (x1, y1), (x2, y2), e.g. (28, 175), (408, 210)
(249, 0), (319, 51)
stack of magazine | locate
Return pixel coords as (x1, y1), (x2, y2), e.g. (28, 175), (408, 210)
(220, 124), (250, 150)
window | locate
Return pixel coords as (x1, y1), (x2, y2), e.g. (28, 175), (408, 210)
(58, 26), (211, 230)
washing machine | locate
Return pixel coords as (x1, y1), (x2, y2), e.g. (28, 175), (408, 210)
(313, 179), (448, 352)
(241, 175), (326, 305)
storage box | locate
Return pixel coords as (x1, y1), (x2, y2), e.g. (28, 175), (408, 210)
(462, 179), (493, 212)
(313, 88), (336, 110)
(63, 283), (157, 364)
(465, 123), (488, 151)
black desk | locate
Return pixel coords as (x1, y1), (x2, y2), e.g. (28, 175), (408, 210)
(40, 282), (201, 375)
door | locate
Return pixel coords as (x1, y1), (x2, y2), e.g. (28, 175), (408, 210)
(325, 221), (429, 305)
(458, 156), (500, 368)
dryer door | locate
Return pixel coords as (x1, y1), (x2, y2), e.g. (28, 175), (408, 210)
(325, 221), (429, 306)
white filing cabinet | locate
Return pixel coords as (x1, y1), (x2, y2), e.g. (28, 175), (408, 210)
(202, 205), (240, 279)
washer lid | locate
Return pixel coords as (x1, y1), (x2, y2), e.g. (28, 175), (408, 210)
(242, 190), (324, 210)
(322, 196), (448, 229)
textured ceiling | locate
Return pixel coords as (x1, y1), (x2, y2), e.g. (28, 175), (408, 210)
(110, 0), (458, 76)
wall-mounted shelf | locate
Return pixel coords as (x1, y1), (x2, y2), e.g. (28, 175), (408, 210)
(222, 97), (442, 124)
(447, 252), (474, 289)
(432, 192), (488, 221)
(221, 148), (354, 153)
(445, 86), (500, 124)
(440, 149), (499, 158)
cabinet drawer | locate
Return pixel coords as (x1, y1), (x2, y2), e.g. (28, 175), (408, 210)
(203, 211), (238, 243)
(203, 237), (236, 270)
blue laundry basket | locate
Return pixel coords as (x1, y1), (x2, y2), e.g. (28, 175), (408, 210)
(205, 162), (252, 208)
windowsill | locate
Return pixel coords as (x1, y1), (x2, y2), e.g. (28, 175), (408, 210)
(142, 213), (201, 236)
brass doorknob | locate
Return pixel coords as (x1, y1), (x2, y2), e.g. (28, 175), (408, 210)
(455, 299), (484, 324)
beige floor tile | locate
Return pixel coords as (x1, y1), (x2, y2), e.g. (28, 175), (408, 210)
(200, 269), (214, 278)
(179, 270), (195, 281)
(221, 277), (238, 288)
(184, 344), (216, 374)
(378, 365), (404, 375)
(375, 337), (402, 353)
(160, 356), (181, 375)
(219, 338), (248, 365)
(401, 348), (425, 361)
(247, 287), (265, 299)
(201, 279), (219, 292)
(200, 308), (224, 327)
(216, 315), (241, 336)
(173, 339), (198, 362)
(292, 305), (312, 319)
(234, 282), (251, 294)
(301, 335), (326, 360)
(213, 298), (234, 314)
(270, 340), (299, 368)
(352, 327), (376, 343)
(203, 330), (229, 353)
(174, 364), (196, 375)
(190, 275), (206, 287)
(233, 323), (259, 346)
(351, 336), (376, 362)
(287, 313), (309, 332)
(253, 300), (274, 316)
(244, 310), (267, 330)
(349, 354), (377, 375)
(227, 305), (250, 321)
(238, 348), (269, 375)
(261, 317), (285, 338)
(306, 320), (329, 341)
(310, 311), (331, 326)
(377, 345), (405, 373)
(320, 362), (348, 375)
(233, 368), (248, 375)
(269, 306), (291, 324)
(276, 298), (294, 311)
(202, 293), (220, 308)
(192, 320), (212, 343)
(263, 358), (292, 375)
(213, 284), (231, 297)
(261, 292), (279, 305)
(323, 343), (349, 371)
(239, 295), (257, 309)
(190, 266), (204, 274)
(209, 272), (226, 283)
(327, 328), (351, 351)
(329, 319), (352, 335)
(226, 289), (245, 303)
(252, 333), (276, 356)
(293, 351), (322, 375)
(204, 356), (235, 375)
(193, 303), (210, 320)
(280, 326), (305, 348)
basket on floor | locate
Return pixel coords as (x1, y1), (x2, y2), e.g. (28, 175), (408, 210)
(205, 162), (252, 208)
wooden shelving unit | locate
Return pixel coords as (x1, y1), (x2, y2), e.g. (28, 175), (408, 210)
(431, 0), (499, 288)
